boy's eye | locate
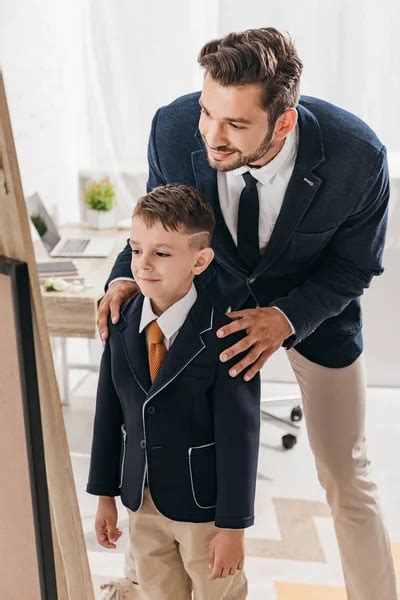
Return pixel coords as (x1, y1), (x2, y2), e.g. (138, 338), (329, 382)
(131, 248), (140, 254)
(156, 252), (170, 257)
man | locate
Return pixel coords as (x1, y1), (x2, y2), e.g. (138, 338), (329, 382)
(98, 28), (397, 599)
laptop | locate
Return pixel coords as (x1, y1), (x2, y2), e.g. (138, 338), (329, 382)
(26, 193), (115, 257)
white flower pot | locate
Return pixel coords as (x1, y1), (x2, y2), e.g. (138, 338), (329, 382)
(86, 208), (115, 230)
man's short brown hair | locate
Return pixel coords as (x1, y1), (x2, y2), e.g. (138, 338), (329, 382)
(133, 184), (215, 248)
(198, 27), (303, 125)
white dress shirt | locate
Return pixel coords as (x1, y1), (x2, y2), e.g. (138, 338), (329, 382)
(217, 126), (299, 335)
(139, 283), (197, 348)
(217, 125), (299, 249)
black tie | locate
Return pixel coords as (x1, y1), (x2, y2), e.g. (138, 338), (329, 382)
(237, 171), (260, 269)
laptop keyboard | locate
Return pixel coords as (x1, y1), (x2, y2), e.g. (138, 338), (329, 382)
(58, 239), (90, 254)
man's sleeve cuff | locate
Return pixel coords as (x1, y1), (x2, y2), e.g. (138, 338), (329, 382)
(108, 276), (135, 287)
(270, 305), (296, 337)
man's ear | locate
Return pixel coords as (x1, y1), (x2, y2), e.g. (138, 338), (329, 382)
(274, 107), (298, 140)
(192, 247), (214, 275)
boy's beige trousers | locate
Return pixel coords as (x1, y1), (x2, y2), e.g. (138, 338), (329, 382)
(125, 488), (247, 599)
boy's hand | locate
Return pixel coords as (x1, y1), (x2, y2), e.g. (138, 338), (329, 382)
(208, 529), (245, 579)
(98, 279), (139, 342)
(95, 497), (123, 549)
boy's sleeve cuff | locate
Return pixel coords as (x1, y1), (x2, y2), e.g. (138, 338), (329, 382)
(86, 482), (121, 497)
(215, 515), (254, 529)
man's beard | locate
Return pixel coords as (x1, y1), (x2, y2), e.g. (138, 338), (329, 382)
(202, 126), (275, 172)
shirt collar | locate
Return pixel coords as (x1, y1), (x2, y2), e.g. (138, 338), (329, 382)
(139, 283), (198, 341)
(232, 124), (299, 185)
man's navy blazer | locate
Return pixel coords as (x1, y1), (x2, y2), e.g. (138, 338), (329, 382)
(87, 289), (261, 529)
(108, 93), (389, 368)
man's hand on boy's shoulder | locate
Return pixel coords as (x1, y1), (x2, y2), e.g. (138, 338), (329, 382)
(216, 307), (293, 381)
(98, 279), (140, 342)
(208, 529), (245, 580)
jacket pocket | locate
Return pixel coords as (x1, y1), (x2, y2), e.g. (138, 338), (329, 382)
(181, 362), (210, 380)
(188, 442), (217, 509)
(119, 424), (127, 488)
(284, 228), (337, 265)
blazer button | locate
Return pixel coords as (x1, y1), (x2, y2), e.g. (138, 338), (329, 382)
(147, 406), (156, 414)
(140, 440), (146, 449)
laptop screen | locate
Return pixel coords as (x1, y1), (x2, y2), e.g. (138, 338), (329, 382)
(26, 193), (61, 253)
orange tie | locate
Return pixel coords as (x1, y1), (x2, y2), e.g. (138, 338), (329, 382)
(147, 320), (167, 382)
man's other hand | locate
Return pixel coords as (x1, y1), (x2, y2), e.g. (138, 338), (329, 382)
(216, 307), (293, 380)
(98, 280), (139, 341)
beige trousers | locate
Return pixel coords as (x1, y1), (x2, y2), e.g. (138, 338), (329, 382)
(287, 349), (398, 599)
(125, 488), (247, 600)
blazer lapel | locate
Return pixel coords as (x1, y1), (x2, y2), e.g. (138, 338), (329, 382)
(117, 295), (152, 394)
(191, 142), (249, 275)
(146, 294), (214, 402)
(252, 104), (326, 276)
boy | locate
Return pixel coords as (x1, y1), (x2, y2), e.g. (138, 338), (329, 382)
(87, 184), (260, 600)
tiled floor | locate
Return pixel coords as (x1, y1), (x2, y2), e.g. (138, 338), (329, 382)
(62, 342), (400, 599)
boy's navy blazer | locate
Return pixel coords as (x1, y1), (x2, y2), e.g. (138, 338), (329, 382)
(107, 94), (389, 368)
(87, 289), (261, 529)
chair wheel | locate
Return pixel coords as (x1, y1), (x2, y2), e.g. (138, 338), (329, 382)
(282, 434), (297, 449)
(290, 406), (303, 422)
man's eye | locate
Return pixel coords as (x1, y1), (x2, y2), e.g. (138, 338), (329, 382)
(229, 123), (243, 130)
(200, 107), (210, 116)
(156, 252), (170, 257)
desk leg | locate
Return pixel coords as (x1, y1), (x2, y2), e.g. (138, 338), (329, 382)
(51, 337), (101, 406)
(60, 337), (69, 406)
(50, 337), (70, 406)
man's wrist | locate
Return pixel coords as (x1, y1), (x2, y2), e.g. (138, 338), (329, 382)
(108, 276), (135, 287)
(270, 306), (296, 338)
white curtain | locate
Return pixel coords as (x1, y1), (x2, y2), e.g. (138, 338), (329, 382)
(79, 0), (216, 218)
(2, 1), (398, 218)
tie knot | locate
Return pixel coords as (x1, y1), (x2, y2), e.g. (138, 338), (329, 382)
(242, 171), (258, 188)
(147, 320), (164, 345)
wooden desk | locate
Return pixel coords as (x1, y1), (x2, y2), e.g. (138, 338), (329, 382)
(40, 224), (129, 338)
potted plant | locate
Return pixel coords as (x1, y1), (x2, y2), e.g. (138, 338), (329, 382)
(84, 178), (116, 229)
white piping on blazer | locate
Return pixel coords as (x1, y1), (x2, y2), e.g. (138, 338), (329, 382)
(137, 305), (215, 511)
(188, 442), (217, 509)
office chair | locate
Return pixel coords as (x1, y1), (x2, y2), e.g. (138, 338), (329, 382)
(260, 394), (303, 449)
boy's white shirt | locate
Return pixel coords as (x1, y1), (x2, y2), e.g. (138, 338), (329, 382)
(139, 283), (197, 348)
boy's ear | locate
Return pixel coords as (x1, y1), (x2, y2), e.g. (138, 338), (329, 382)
(192, 247), (214, 275)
